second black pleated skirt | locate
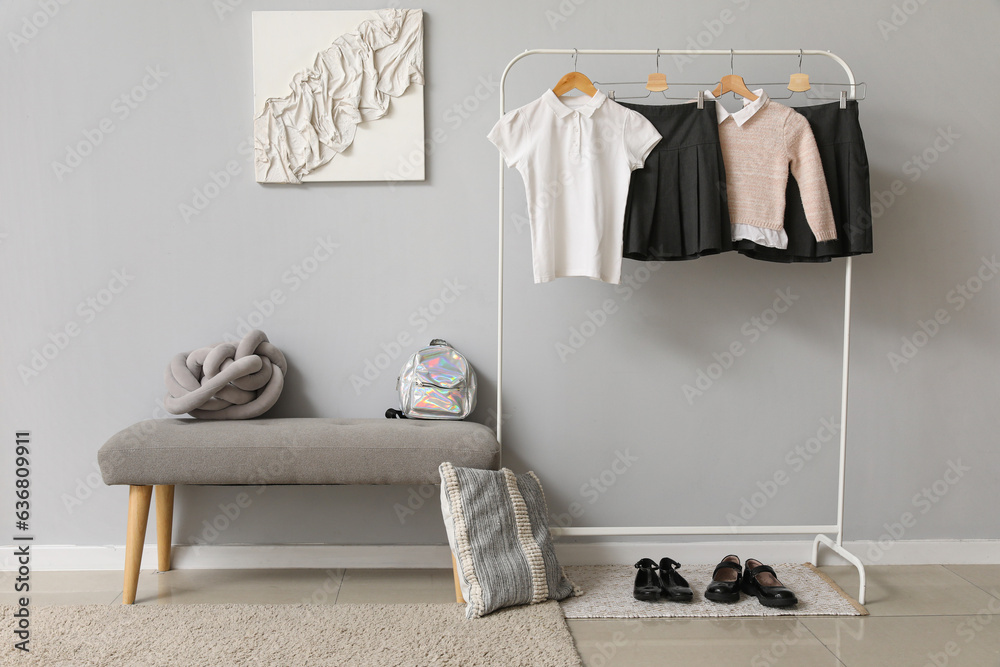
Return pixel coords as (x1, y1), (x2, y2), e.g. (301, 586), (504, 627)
(620, 101), (732, 261)
(735, 100), (873, 263)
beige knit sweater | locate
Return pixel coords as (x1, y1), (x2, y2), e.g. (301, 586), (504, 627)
(715, 93), (837, 242)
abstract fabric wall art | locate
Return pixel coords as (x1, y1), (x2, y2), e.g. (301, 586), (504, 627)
(252, 9), (425, 183)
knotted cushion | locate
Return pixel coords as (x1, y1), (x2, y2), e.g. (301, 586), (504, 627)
(164, 330), (287, 420)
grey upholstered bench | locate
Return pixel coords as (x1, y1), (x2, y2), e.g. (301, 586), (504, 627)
(98, 418), (501, 604)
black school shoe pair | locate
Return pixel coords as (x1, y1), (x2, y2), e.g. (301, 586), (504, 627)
(633, 558), (693, 602)
(705, 555), (798, 607)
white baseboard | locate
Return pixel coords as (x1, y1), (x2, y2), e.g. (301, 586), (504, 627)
(2, 539), (997, 571)
(553, 539), (1000, 567)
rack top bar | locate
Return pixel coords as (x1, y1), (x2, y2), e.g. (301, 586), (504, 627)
(500, 49), (857, 96)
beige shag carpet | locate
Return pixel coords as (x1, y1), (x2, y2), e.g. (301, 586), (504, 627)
(560, 563), (868, 619)
(1, 601), (581, 666)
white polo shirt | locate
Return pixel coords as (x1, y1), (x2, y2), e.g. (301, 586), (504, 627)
(488, 90), (661, 284)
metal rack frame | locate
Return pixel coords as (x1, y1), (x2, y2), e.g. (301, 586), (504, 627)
(495, 48), (867, 604)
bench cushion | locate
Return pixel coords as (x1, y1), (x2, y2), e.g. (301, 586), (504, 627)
(98, 418), (501, 486)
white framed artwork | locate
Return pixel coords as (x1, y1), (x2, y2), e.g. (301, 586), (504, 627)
(252, 9), (425, 183)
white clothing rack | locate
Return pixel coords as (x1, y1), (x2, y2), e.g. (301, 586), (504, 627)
(495, 48), (867, 604)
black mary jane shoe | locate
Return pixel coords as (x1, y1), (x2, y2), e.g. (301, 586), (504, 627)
(705, 554), (743, 603)
(633, 558), (661, 601)
(741, 559), (798, 608)
(657, 558), (693, 602)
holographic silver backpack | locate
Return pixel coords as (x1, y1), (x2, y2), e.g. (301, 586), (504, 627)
(388, 339), (477, 420)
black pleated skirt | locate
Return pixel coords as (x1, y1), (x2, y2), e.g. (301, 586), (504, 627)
(620, 101), (732, 261)
(735, 100), (873, 263)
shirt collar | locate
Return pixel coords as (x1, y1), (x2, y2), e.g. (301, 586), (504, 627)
(703, 89), (768, 126)
(542, 89), (608, 119)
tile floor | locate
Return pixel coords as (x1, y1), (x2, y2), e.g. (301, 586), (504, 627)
(2, 565), (998, 666)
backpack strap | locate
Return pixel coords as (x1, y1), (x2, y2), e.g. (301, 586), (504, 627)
(385, 409), (408, 419)
(429, 339), (450, 347)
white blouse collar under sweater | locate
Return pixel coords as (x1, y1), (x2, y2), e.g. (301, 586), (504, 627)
(703, 89), (769, 126)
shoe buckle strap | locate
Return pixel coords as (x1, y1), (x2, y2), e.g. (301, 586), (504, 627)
(712, 561), (742, 575)
(661, 558), (682, 570)
(634, 558), (658, 570)
(747, 564), (776, 580)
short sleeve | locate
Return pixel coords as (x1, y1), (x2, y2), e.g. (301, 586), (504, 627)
(623, 111), (661, 171)
(487, 109), (530, 169)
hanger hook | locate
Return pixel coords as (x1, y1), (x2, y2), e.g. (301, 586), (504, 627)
(573, 48), (578, 72)
(798, 49), (803, 72)
(656, 48), (660, 73)
(730, 49), (734, 75)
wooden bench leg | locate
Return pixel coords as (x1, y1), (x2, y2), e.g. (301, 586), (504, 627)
(452, 553), (464, 604)
(155, 485), (174, 572)
(123, 485), (152, 605)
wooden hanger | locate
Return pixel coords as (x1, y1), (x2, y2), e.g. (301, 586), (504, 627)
(712, 50), (759, 101)
(552, 49), (597, 97)
(787, 50), (811, 92)
(646, 49), (668, 92)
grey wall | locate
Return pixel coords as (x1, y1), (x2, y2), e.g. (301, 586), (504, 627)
(2, 0), (998, 551)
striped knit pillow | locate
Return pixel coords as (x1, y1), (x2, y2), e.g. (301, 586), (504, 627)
(439, 462), (580, 619)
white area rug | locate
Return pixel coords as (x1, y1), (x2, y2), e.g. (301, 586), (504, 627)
(561, 563), (867, 619)
(2, 600), (581, 666)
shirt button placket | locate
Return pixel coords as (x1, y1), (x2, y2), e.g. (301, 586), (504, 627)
(574, 115), (581, 159)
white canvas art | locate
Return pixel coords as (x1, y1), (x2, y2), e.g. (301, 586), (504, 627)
(252, 9), (425, 183)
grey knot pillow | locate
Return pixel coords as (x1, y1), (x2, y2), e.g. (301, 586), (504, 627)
(439, 462), (580, 619)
